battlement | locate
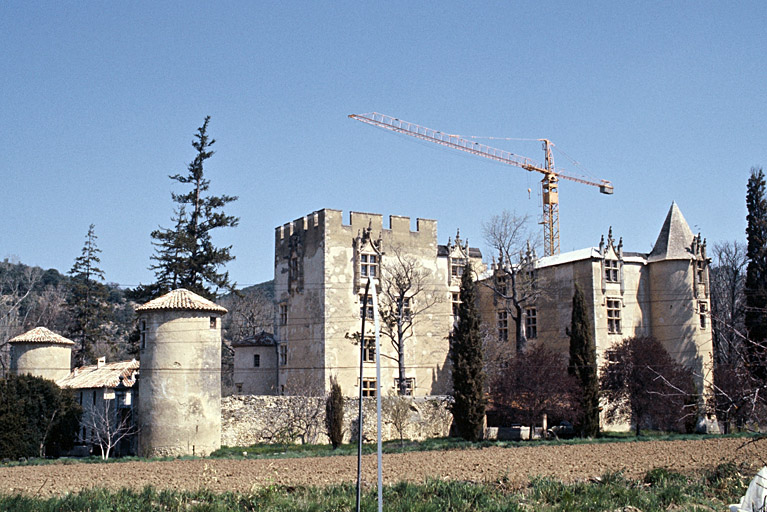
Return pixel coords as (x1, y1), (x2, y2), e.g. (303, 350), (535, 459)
(275, 209), (438, 244)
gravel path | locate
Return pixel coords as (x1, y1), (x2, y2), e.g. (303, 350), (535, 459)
(1, 437), (763, 497)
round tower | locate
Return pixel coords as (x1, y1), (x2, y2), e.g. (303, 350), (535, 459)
(9, 327), (74, 381)
(647, 203), (714, 398)
(136, 288), (227, 457)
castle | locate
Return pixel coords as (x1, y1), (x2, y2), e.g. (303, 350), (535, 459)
(478, 202), (714, 405)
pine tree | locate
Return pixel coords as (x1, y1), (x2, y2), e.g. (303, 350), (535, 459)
(567, 283), (600, 437)
(149, 116), (239, 300)
(745, 167), (767, 380)
(449, 262), (485, 441)
(67, 224), (110, 365)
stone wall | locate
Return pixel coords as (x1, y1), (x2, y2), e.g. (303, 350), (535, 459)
(221, 395), (454, 447)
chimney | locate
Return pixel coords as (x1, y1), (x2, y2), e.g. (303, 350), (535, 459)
(97, 356), (106, 369)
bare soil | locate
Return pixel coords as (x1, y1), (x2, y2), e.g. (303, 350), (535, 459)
(1, 438), (764, 498)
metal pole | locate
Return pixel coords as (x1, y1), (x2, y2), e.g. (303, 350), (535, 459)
(371, 280), (383, 512)
(355, 278), (370, 512)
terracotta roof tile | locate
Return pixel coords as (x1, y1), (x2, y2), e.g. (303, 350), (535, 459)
(9, 327), (75, 346)
(57, 359), (139, 389)
(136, 288), (227, 314)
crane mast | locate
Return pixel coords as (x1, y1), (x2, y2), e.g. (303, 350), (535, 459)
(348, 112), (613, 257)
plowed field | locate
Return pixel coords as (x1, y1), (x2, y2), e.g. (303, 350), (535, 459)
(1, 438), (763, 497)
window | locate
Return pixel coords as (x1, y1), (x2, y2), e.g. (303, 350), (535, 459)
(607, 299), (622, 334)
(360, 295), (374, 319)
(525, 307), (537, 339)
(79, 392), (83, 405)
(496, 274), (507, 295)
(697, 260), (706, 282)
(699, 301), (708, 329)
(210, 316), (217, 329)
(92, 390), (97, 405)
(362, 378), (376, 397)
(140, 320), (146, 350)
(361, 253), (378, 278)
(396, 297), (412, 321)
(279, 304), (288, 325)
(253, 354), (261, 367)
(363, 337), (375, 363)
(279, 344), (287, 366)
(394, 377), (415, 396)
(235, 383), (243, 393)
(605, 260), (619, 283)
(497, 311), (508, 341)
(526, 269), (537, 289)
(451, 258), (467, 277)
(452, 292), (461, 316)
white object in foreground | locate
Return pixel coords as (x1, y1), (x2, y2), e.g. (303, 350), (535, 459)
(731, 467), (767, 512)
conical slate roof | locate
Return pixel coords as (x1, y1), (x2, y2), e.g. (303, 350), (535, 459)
(136, 288), (227, 314)
(9, 326), (75, 346)
(648, 202), (695, 262)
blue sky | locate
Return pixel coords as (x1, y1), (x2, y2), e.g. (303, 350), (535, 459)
(2, 2), (765, 288)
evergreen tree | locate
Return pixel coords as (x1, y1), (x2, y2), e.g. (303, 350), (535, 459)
(567, 283), (600, 437)
(449, 262), (485, 441)
(149, 116), (239, 300)
(67, 224), (110, 365)
(325, 376), (344, 449)
(745, 167), (767, 380)
(0, 374), (81, 459)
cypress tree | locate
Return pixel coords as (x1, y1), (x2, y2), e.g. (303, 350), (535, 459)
(325, 376), (344, 449)
(745, 167), (767, 380)
(449, 262), (485, 441)
(567, 283), (600, 437)
(149, 116), (239, 300)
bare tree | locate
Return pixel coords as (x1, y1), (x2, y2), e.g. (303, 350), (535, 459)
(259, 376), (325, 444)
(378, 246), (442, 395)
(482, 211), (540, 353)
(223, 287), (274, 344)
(0, 262), (43, 376)
(87, 397), (136, 460)
(711, 240), (748, 366)
(383, 393), (412, 446)
(492, 344), (580, 439)
(600, 336), (697, 436)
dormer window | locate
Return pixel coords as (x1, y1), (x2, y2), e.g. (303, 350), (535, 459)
(605, 260), (619, 283)
(451, 258), (467, 277)
(361, 253), (378, 278)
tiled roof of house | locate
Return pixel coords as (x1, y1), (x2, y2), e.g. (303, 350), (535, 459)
(9, 327), (75, 346)
(136, 288), (227, 314)
(230, 331), (276, 348)
(57, 359), (139, 389)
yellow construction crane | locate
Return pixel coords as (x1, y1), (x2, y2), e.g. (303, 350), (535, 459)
(349, 112), (614, 257)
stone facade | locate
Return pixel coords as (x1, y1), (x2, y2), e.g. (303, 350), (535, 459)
(136, 289), (227, 457)
(266, 209), (483, 398)
(221, 394), (453, 446)
(478, 203), (715, 428)
(231, 332), (278, 395)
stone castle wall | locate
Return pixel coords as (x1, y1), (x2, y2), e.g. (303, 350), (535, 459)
(221, 394), (453, 447)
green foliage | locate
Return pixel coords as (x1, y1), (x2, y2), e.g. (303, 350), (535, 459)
(0, 374), (81, 459)
(0, 468), (746, 511)
(325, 376), (344, 449)
(567, 283), (600, 438)
(449, 262), (486, 441)
(745, 167), (767, 380)
(599, 336), (697, 436)
(149, 116), (239, 300)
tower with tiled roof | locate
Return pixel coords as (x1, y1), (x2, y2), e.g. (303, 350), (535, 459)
(9, 327), (74, 381)
(135, 288), (227, 457)
(647, 202), (713, 400)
